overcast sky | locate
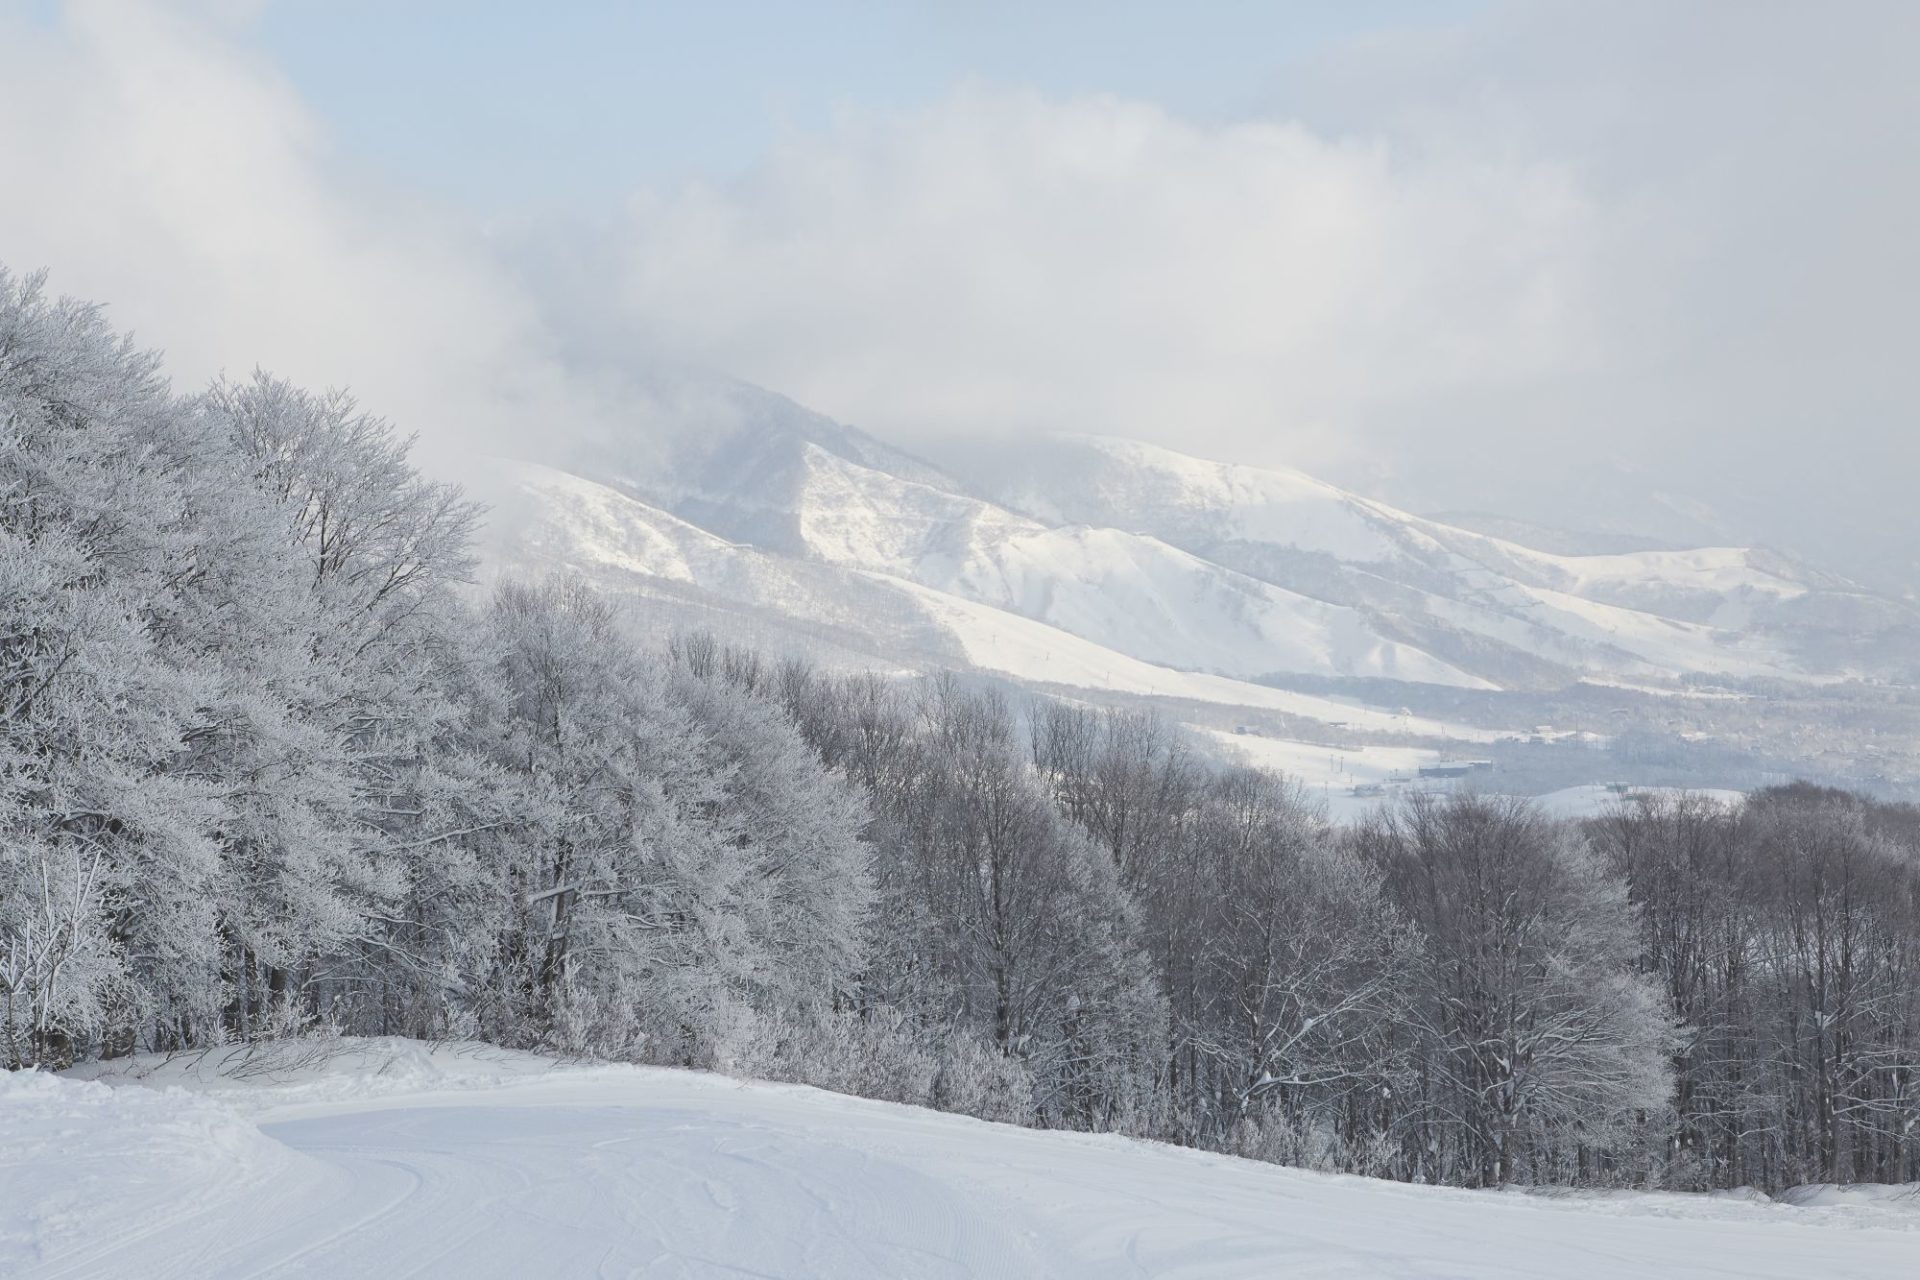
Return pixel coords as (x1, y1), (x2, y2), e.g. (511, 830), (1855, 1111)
(2, 0), (1914, 591)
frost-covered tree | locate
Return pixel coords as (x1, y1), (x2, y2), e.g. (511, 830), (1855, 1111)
(470, 583), (874, 1068)
(770, 667), (1166, 1129)
(1030, 709), (1418, 1169)
(664, 663), (873, 1036)
(0, 271), (238, 1063)
(1746, 788), (1920, 1186)
(1180, 770), (1419, 1168)
(1029, 703), (1200, 894)
(1594, 787), (1920, 1190)
(204, 374), (485, 1033)
(0, 278), (498, 1062)
(1358, 794), (1676, 1187)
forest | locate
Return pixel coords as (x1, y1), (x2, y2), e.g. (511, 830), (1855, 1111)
(5, 269), (1918, 1193)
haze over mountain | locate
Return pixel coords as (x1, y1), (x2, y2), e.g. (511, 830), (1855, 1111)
(463, 367), (1920, 814)
(3, 2), (1917, 598)
(1, 0), (1913, 805)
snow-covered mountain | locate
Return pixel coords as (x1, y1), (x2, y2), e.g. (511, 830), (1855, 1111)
(470, 378), (1920, 803)
(475, 460), (1484, 737)
(958, 433), (1916, 688)
(487, 399), (1916, 689)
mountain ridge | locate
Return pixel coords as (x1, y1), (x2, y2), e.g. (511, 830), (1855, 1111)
(471, 381), (1920, 807)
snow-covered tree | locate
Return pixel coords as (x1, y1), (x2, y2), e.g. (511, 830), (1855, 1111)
(1594, 787), (1920, 1189)
(1181, 769), (1419, 1167)
(0, 271), (230, 1062)
(204, 374), (485, 1032)
(469, 583), (875, 1068)
(1358, 794), (1676, 1186)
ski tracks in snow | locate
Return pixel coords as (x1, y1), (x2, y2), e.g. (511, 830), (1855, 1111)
(22, 1099), (1063, 1279)
(8, 1060), (1917, 1279)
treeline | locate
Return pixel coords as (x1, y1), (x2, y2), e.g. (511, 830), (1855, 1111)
(1590, 788), (1920, 1188)
(4, 271), (1918, 1192)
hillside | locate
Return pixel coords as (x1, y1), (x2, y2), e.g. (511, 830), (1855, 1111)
(6, 1040), (1914, 1278)
(474, 388), (1920, 808)
(960, 433), (1908, 685)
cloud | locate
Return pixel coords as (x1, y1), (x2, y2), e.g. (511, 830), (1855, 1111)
(604, 86), (1601, 476)
(3, 1), (1914, 590)
(1283, 0), (1920, 582)
(578, 3), (1920, 588)
(0, 0), (613, 471)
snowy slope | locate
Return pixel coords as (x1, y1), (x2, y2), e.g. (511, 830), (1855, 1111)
(883, 574), (1494, 737)
(9, 1040), (1915, 1279)
(489, 394), (1920, 699)
(480, 461), (1495, 738)
(1530, 784), (1749, 820)
(982, 432), (1414, 564)
(963, 433), (1917, 685)
(494, 356), (1920, 692)
(710, 441), (1491, 687)
(478, 460), (971, 669)
(980, 434), (1816, 607)
(469, 387), (1920, 808)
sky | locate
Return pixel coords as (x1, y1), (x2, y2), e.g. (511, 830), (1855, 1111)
(251, 1), (1478, 213)
(1, 0), (1915, 592)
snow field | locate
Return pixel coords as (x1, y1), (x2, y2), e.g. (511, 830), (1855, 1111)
(6, 1039), (1916, 1279)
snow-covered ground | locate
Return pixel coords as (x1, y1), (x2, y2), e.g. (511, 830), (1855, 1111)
(1200, 728), (1449, 821)
(1202, 728), (1442, 787)
(5, 1039), (1914, 1278)
(1529, 783), (1748, 820)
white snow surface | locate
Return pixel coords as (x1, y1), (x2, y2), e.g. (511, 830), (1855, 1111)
(7, 1037), (1915, 1279)
(487, 461), (1505, 741)
(1046, 436), (1813, 609)
(787, 445), (1490, 688)
(1001, 434), (1412, 564)
(1529, 784), (1749, 820)
(983, 435), (1818, 683)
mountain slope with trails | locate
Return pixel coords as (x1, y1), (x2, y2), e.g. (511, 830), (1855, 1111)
(961, 433), (1917, 686)
(471, 386), (1920, 805)
(499, 413), (1901, 693)
(7, 1040), (1915, 1279)
(545, 397), (1919, 692)
(564, 431), (1492, 688)
(475, 461), (1492, 736)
